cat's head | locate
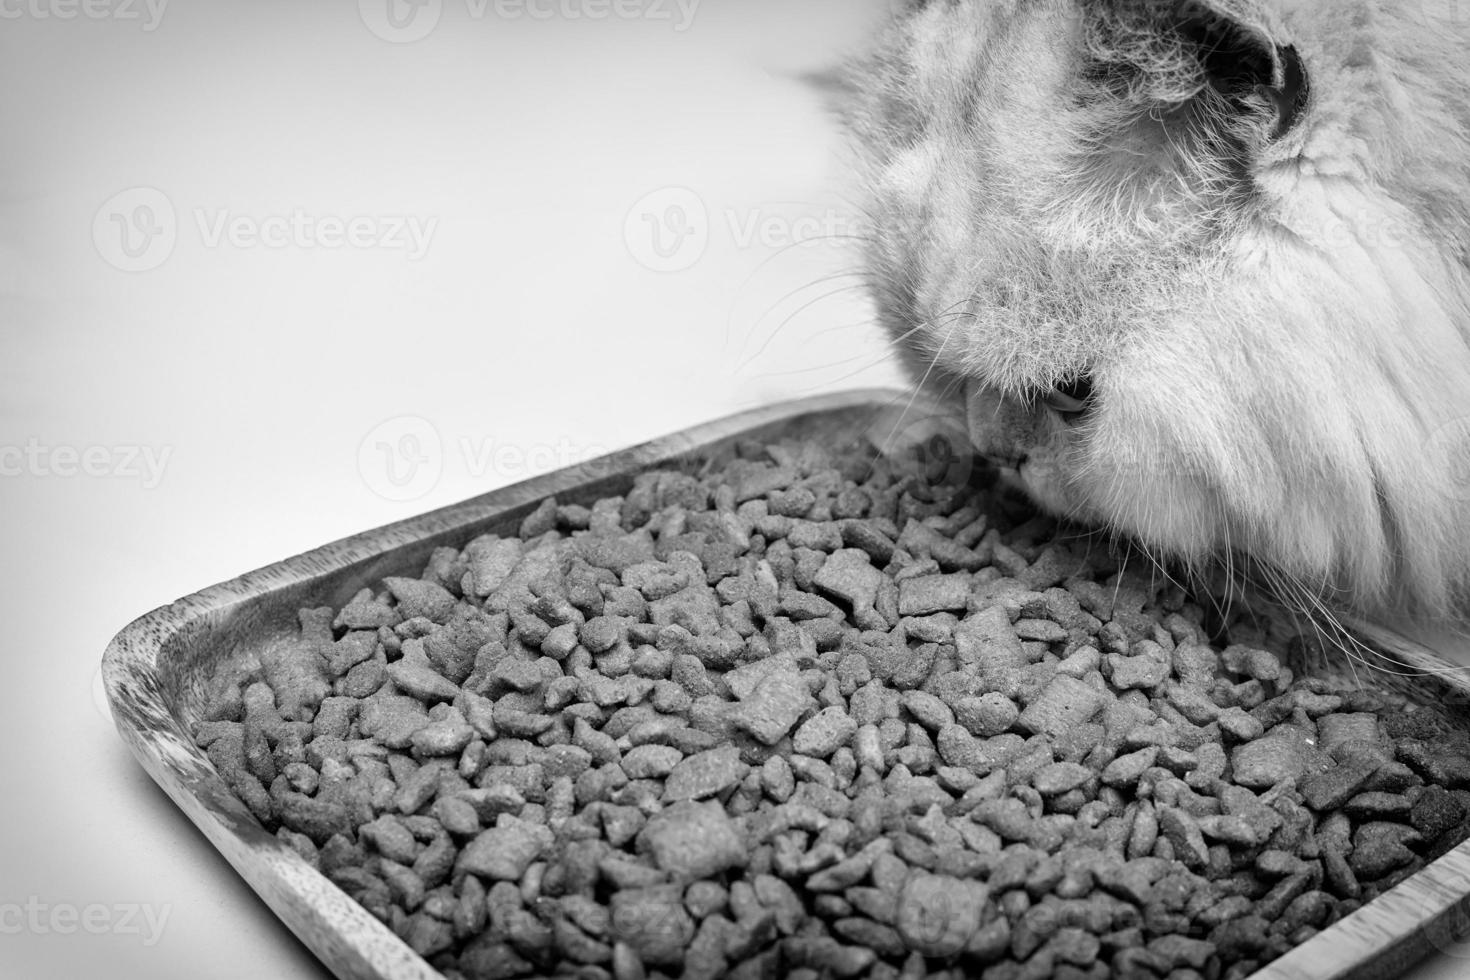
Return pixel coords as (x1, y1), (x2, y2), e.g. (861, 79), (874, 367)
(848, 0), (1470, 619)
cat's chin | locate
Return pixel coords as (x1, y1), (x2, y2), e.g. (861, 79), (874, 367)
(1009, 461), (1084, 524)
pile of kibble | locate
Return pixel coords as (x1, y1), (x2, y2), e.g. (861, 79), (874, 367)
(193, 435), (1470, 980)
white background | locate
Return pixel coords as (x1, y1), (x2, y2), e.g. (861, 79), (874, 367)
(0, 0), (1462, 977)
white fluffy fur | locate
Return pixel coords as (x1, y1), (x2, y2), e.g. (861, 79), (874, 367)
(847, 0), (1470, 628)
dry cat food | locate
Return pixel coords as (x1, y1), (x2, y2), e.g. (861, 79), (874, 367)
(193, 434), (1470, 980)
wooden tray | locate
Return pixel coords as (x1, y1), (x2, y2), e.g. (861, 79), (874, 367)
(102, 388), (1470, 980)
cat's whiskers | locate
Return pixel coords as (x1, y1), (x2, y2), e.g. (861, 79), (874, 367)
(750, 349), (890, 379)
(1247, 557), (1344, 683)
(757, 305), (974, 398)
(798, 353), (903, 394)
(1255, 558), (1470, 683)
(931, 370), (971, 418)
(1278, 572), (1381, 687)
(798, 318), (885, 347)
(1215, 502), (1241, 626)
(1110, 546), (1134, 617)
(1135, 539), (1191, 606)
(723, 235), (876, 349)
(733, 271), (875, 368)
(877, 304), (976, 461)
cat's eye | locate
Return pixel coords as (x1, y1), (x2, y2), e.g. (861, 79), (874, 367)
(1042, 375), (1094, 421)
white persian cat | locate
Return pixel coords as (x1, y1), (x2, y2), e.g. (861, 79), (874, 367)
(845, 0), (1470, 655)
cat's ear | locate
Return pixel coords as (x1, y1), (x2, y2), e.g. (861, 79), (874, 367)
(1171, 0), (1309, 138)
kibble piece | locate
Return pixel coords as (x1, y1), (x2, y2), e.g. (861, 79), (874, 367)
(388, 655), (464, 703)
(431, 796), (480, 838)
(1231, 730), (1318, 789)
(901, 690), (955, 732)
(955, 606), (1027, 693)
(806, 840), (892, 893)
(1106, 642), (1171, 691)
(639, 802), (747, 879)
(487, 657), (543, 695)
(457, 816), (552, 881)
(1217, 707), (1265, 742)
(1033, 762), (1093, 796)
(610, 884), (695, 968)
(1409, 785), (1468, 842)
(1157, 807), (1210, 869)
(384, 577), (457, 623)
(1101, 747), (1159, 789)
(261, 640), (332, 724)
(665, 745), (748, 802)
(1342, 791), (1412, 821)
(359, 696), (430, 750)
(1018, 677), (1105, 739)
(784, 935), (877, 978)
(1300, 758), (1379, 812)
(898, 574), (972, 616)
(794, 707), (859, 758)
(815, 549), (886, 611)
(362, 814), (419, 864)
(299, 694), (354, 739)
(895, 873), (985, 957)
(732, 671), (816, 746)
(463, 537), (522, 596)
(1149, 935), (1216, 971)
(410, 718), (474, 757)
(621, 744), (683, 780)
(955, 693), (1019, 738)
(1241, 647), (1283, 682)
